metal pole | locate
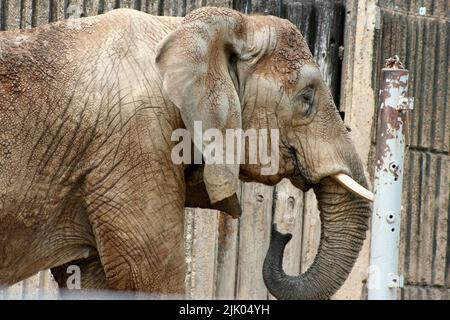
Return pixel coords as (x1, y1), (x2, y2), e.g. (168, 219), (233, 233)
(368, 56), (413, 300)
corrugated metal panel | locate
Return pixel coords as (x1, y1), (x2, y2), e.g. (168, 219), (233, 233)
(373, 2), (449, 299)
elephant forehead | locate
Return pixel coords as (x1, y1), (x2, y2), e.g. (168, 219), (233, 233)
(270, 21), (314, 88)
(182, 7), (246, 37)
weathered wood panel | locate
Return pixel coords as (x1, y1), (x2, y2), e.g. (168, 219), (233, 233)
(402, 285), (449, 300)
(337, 0), (379, 299)
(0, 271), (58, 299)
(234, 0), (276, 15)
(373, 3), (449, 299)
(214, 212), (239, 299)
(272, 180), (304, 281)
(378, 0), (449, 19)
(235, 183), (274, 299)
(184, 208), (219, 299)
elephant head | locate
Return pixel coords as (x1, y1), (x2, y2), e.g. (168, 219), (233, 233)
(156, 7), (372, 300)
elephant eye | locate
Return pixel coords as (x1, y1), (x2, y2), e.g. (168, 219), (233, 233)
(296, 86), (315, 117)
(300, 87), (314, 104)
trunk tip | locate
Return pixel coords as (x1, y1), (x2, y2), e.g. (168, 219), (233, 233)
(271, 223), (292, 245)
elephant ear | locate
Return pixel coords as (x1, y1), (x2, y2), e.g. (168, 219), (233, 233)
(155, 8), (252, 203)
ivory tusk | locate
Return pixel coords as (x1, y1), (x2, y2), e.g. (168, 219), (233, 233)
(331, 173), (374, 202)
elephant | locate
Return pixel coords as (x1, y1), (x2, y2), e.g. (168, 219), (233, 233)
(0, 7), (373, 299)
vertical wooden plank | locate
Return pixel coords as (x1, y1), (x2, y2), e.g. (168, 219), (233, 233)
(184, 208), (219, 299)
(432, 0), (448, 18)
(369, 10), (383, 150)
(408, 286), (416, 300)
(181, 0), (231, 16)
(233, 0), (249, 14)
(418, 19), (435, 149)
(404, 17), (416, 145)
(340, 0), (378, 160)
(1, 0), (7, 29)
(234, 0), (282, 16)
(37, 270), (59, 299)
(83, 0), (101, 16)
(235, 183), (273, 299)
(408, 286), (419, 300)
(184, 0), (198, 15)
(311, 0), (345, 106)
(122, 0), (132, 8)
(209, 0), (231, 8)
(65, 0), (83, 23)
(409, 152), (425, 284)
(30, 0), (52, 27)
(214, 212), (239, 299)
(377, 0), (386, 8)
(427, 287), (446, 300)
(402, 149), (412, 282)
(432, 21), (449, 153)
(431, 155), (448, 286)
(143, 0), (159, 15)
(407, 151), (421, 284)
(286, 1), (316, 72)
(249, 0), (281, 16)
(398, 149), (411, 280)
(132, 0), (143, 11)
(417, 153), (433, 284)
(0, 272), (58, 299)
(394, 0), (409, 12)
(409, 19), (423, 148)
(22, 275), (40, 299)
(418, 286), (428, 300)
(112, 0), (122, 9)
(49, 0), (65, 22)
(395, 12), (407, 63)
(272, 179), (303, 276)
(409, 0), (420, 15)
(17, 0), (32, 29)
(1, 0), (22, 29)
(269, 179), (303, 299)
(402, 286), (408, 300)
(2, 0), (21, 29)
(407, 285), (417, 300)
(421, 0), (434, 16)
(1, 281), (24, 299)
(441, 157), (450, 289)
(162, 0), (182, 16)
(299, 190), (320, 274)
(98, 0), (116, 13)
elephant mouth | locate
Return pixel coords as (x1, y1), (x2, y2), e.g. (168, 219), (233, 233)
(289, 147), (374, 202)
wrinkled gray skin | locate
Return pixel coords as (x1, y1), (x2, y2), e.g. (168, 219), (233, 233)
(0, 8), (371, 298)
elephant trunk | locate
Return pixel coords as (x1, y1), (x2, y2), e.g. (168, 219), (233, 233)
(263, 176), (371, 299)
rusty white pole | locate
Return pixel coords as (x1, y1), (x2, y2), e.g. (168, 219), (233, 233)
(368, 56), (413, 300)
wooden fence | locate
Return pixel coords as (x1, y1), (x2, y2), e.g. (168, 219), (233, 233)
(0, 0), (448, 300)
